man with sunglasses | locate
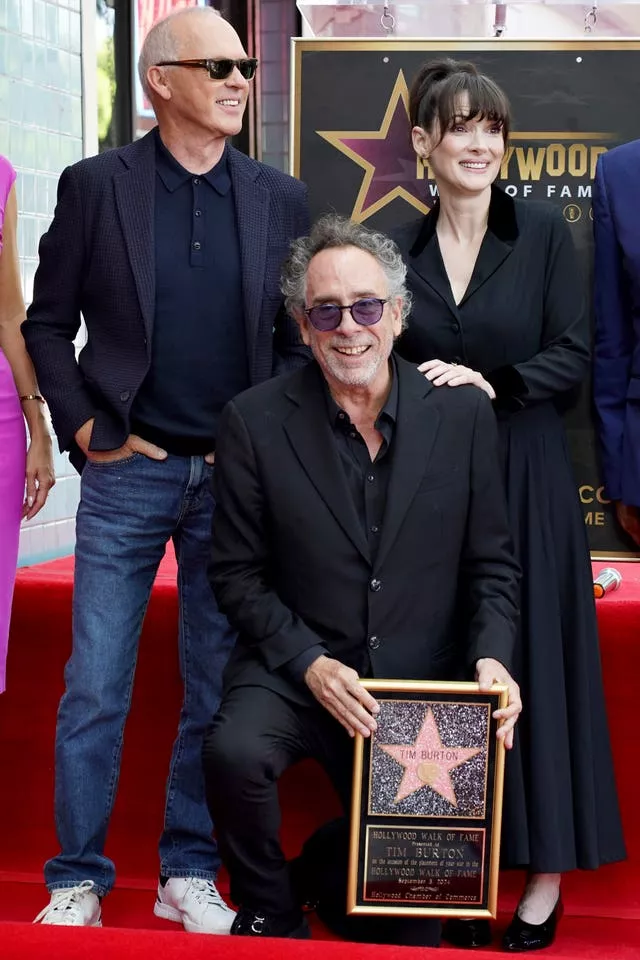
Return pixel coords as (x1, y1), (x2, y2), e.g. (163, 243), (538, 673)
(202, 215), (522, 941)
(24, 5), (308, 932)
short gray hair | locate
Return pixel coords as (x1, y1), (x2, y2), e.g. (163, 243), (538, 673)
(281, 215), (412, 327)
(138, 6), (222, 99)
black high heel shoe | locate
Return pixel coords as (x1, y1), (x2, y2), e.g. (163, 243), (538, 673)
(442, 918), (492, 948)
(502, 896), (563, 952)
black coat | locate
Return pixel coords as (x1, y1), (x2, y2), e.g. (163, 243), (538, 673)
(22, 132), (309, 471)
(391, 185), (590, 409)
(209, 356), (520, 703)
(392, 188), (625, 871)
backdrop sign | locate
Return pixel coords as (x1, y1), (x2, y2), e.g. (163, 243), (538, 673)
(291, 38), (640, 559)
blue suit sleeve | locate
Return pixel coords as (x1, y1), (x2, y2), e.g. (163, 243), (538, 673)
(593, 154), (633, 502)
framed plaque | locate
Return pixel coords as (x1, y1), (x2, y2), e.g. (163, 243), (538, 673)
(347, 680), (508, 918)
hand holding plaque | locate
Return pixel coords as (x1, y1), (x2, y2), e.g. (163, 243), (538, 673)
(304, 655), (380, 738)
(475, 657), (522, 749)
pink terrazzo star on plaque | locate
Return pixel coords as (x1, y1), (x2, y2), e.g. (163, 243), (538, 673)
(378, 707), (482, 807)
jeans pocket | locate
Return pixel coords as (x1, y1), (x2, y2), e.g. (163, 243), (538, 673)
(86, 452), (142, 468)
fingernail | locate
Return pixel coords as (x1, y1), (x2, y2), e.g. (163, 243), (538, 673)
(28, 496), (34, 507)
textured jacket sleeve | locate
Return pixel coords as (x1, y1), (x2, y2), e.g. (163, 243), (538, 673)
(461, 392), (521, 673)
(210, 400), (326, 673)
(272, 179), (312, 374)
(592, 156), (632, 502)
(487, 208), (590, 408)
(21, 165), (98, 452)
(22, 167), (96, 450)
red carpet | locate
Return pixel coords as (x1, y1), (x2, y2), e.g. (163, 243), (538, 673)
(2, 917), (640, 960)
(0, 550), (638, 956)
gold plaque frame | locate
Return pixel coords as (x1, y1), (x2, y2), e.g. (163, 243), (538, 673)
(347, 680), (507, 918)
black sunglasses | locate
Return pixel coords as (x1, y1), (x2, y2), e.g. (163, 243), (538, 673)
(156, 58), (259, 81)
(305, 298), (387, 332)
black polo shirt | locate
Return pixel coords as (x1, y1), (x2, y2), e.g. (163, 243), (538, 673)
(284, 360), (398, 683)
(130, 130), (249, 455)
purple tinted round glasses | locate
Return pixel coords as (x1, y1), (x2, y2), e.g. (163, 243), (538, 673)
(305, 298), (387, 332)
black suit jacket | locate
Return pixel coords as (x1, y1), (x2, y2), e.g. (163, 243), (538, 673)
(210, 356), (520, 704)
(22, 131), (309, 471)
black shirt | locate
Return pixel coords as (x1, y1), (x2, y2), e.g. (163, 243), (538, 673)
(326, 369), (397, 562)
(284, 360), (398, 683)
(130, 130), (249, 456)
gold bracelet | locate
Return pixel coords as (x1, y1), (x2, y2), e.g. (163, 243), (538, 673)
(20, 394), (45, 403)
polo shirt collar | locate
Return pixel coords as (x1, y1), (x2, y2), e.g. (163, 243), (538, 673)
(154, 127), (231, 196)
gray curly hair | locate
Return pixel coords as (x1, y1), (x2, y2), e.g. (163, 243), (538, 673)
(281, 215), (412, 329)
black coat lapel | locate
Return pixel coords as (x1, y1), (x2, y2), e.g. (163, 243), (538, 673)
(228, 147), (269, 367)
(410, 229), (514, 311)
(402, 184), (519, 311)
(114, 132), (156, 343)
(374, 357), (441, 571)
(461, 230), (514, 303)
(403, 205), (457, 315)
(283, 366), (371, 563)
(410, 236), (459, 316)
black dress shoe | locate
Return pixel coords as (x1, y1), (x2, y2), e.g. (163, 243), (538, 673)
(443, 918), (492, 948)
(502, 897), (563, 952)
(231, 907), (311, 939)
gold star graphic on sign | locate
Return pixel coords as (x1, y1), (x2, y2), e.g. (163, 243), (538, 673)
(317, 71), (431, 223)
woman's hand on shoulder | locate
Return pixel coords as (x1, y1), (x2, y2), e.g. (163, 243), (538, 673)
(24, 430), (55, 520)
(418, 358), (496, 400)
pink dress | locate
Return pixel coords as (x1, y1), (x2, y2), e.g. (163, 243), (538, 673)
(0, 155), (26, 693)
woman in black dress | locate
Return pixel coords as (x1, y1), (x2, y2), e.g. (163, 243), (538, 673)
(393, 59), (625, 952)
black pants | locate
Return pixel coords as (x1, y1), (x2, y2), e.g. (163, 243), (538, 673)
(202, 684), (441, 947)
(202, 685), (353, 915)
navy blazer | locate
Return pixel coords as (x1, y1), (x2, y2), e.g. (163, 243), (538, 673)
(23, 131), (309, 471)
(593, 141), (640, 507)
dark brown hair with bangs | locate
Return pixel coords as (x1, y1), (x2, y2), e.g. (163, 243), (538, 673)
(409, 59), (510, 146)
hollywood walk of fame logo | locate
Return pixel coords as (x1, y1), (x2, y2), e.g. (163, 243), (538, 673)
(317, 70), (432, 222)
(377, 707), (482, 808)
(316, 69), (614, 223)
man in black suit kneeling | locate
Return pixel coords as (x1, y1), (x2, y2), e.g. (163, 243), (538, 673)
(203, 215), (522, 941)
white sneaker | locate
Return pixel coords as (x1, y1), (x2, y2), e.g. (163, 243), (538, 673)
(153, 877), (235, 934)
(33, 880), (102, 926)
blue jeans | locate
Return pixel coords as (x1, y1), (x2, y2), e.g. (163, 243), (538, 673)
(45, 453), (236, 896)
